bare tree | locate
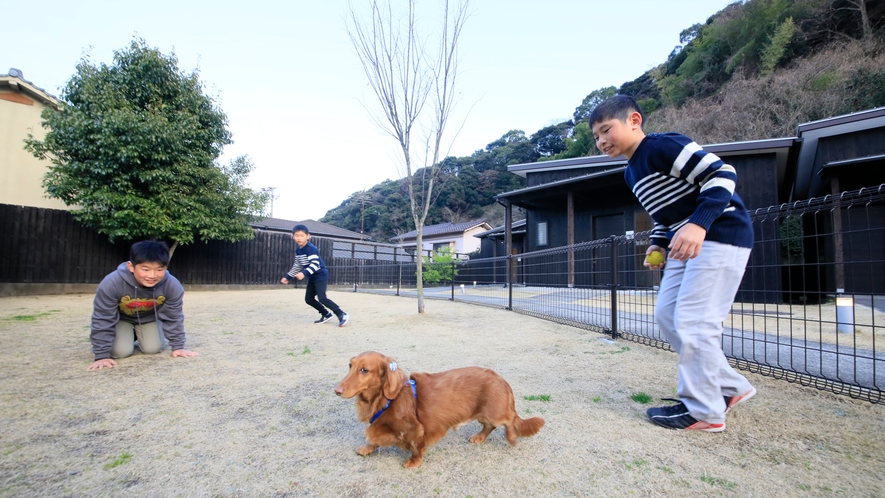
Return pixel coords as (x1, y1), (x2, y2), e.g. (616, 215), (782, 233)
(347, 0), (469, 313)
(843, 0), (873, 40)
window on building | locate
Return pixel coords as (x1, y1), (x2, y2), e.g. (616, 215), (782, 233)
(537, 221), (548, 247)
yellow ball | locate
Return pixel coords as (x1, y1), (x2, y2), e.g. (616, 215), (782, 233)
(645, 251), (665, 266)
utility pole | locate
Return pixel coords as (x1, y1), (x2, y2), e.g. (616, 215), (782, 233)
(261, 187), (277, 217)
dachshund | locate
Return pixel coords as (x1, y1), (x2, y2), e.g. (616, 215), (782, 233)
(334, 351), (545, 468)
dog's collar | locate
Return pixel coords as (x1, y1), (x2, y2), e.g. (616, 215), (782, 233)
(370, 380), (417, 424)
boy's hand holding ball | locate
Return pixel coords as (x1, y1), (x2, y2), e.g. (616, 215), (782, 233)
(645, 248), (666, 268)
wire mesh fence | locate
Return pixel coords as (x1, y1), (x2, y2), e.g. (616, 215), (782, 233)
(328, 184), (885, 404)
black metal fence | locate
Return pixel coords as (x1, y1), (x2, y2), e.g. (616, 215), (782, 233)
(328, 185), (885, 404)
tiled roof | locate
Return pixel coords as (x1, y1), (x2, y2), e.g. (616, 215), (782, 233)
(391, 220), (491, 242)
(0, 68), (58, 105)
(250, 217), (368, 240)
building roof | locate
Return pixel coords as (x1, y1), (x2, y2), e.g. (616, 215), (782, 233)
(250, 217), (368, 241)
(507, 155), (625, 178)
(474, 219), (527, 239)
(390, 219), (492, 242)
(0, 68), (59, 106)
(793, 106), (885, 200)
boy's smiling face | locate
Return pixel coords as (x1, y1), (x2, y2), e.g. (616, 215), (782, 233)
(592, 111), (644, 159)
(127, 261), (166, 288)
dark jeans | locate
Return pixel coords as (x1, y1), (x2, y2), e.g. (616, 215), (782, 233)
(305, 278), (343, 317)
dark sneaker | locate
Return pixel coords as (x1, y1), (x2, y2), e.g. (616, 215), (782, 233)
(314, 313), (334, 324)
(724, 387), (756, 413)
(647, 400), (725, 432)
(338, 313), (349, 327)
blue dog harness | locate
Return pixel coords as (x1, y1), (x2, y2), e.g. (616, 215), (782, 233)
(370, 380), (417, 424)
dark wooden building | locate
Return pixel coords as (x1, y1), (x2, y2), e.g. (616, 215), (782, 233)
(791, 108), (885, 296)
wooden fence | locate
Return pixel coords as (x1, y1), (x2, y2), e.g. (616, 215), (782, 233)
(0, 204), (418, 288)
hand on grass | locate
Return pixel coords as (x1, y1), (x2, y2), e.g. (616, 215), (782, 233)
(669, 223), (706, 261)
(171, 349), (199, 359)
(88, 358), (117, 371)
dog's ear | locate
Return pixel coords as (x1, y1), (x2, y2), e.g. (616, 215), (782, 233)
(381, 356), (404, 399)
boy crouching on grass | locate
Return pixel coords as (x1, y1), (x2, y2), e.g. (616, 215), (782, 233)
(589, 95), (756, 432)
(280, 224), (349, 327)
(89, 240), (198, 371)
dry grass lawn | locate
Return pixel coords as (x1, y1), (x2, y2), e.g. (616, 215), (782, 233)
(1, 289), (884, 497)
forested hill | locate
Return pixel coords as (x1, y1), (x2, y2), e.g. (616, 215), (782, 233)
(320, 0), (885, 242)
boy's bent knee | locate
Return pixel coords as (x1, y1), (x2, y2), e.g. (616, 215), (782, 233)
(139, 343), (165, 355)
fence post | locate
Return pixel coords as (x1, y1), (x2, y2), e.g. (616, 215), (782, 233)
(397, 263), (402, 297)
(607, 235), (620, 339)
(450, 259), (455, 301)
(507, 255), (513, 310)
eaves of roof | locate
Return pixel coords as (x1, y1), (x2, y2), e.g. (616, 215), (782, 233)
(0, 73), (59, 106)
(507, 155), (625, 178)
(496, 166), (626, 200)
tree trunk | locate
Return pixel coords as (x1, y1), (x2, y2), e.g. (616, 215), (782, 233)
(416, 229), (424, 313)
(169, 240), (179, 259)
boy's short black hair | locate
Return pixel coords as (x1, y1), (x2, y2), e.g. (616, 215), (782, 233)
(130, 240), (171, 266)
(292, 224), (310, 235)
(588, 95), (644, 127)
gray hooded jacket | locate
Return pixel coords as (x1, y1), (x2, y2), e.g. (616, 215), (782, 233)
(90, 262), (186, 360)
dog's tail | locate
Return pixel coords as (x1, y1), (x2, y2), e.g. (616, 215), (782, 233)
(515, 416), (545, 437)
(505, 415), (545, 444)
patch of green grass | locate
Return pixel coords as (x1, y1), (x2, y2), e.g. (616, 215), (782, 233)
(657, 465), (674, 474)
(623, 459), (648, 470)
(302, 347), (311, 355)
(630, 392), (652, 404)
(609, 346), (630, 354)
(4, 312), (54, 322)
(592, 396), (601, 403)
(700, 475), (736, 489)
(104, 452), (132, 470)
(287, 352), (295, 356)
(523, 394), (550, 402)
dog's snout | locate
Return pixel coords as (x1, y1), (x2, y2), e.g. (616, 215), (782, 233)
(334, 384), (344, 396)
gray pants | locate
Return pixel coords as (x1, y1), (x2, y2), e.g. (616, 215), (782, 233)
(111, 320), (168, 359)
(655, 240), (754, 424)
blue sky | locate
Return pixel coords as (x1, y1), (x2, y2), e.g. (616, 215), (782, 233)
(5, 0), (734, 221)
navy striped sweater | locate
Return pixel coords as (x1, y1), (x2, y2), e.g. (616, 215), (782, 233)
(625, 132), (754, 249)
(285, 242), (329, 282)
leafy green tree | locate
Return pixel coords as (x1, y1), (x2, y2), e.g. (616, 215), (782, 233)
(531, 121), (573, 157)
(25, 38), (267, 255)
(545, 121), (596, 160)
(573, 86), (617, 123)
(421, 246), (458, 284)
(761, 16), (797, 75)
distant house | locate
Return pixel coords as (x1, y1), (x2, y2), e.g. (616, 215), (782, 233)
(0, 68), (67, 210)
(250, 217), (368, 241)
(390, 220), (492, 256)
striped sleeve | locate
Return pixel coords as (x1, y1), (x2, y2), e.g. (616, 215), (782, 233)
(663, 135), (737, 231)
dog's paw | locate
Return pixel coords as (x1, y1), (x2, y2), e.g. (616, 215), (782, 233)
(468, 434), (488, 444)
(356, 444), (376, 456)
(403, 457), (423, 468)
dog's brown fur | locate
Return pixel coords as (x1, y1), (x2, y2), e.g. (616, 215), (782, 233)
(334, 351), (545, 468)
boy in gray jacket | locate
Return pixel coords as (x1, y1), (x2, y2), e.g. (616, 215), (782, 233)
(88, 240), (198, 370)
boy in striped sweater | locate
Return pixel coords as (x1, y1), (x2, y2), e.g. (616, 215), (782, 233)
(590, 95), (755, 432)
(281, 224), (349, 327)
